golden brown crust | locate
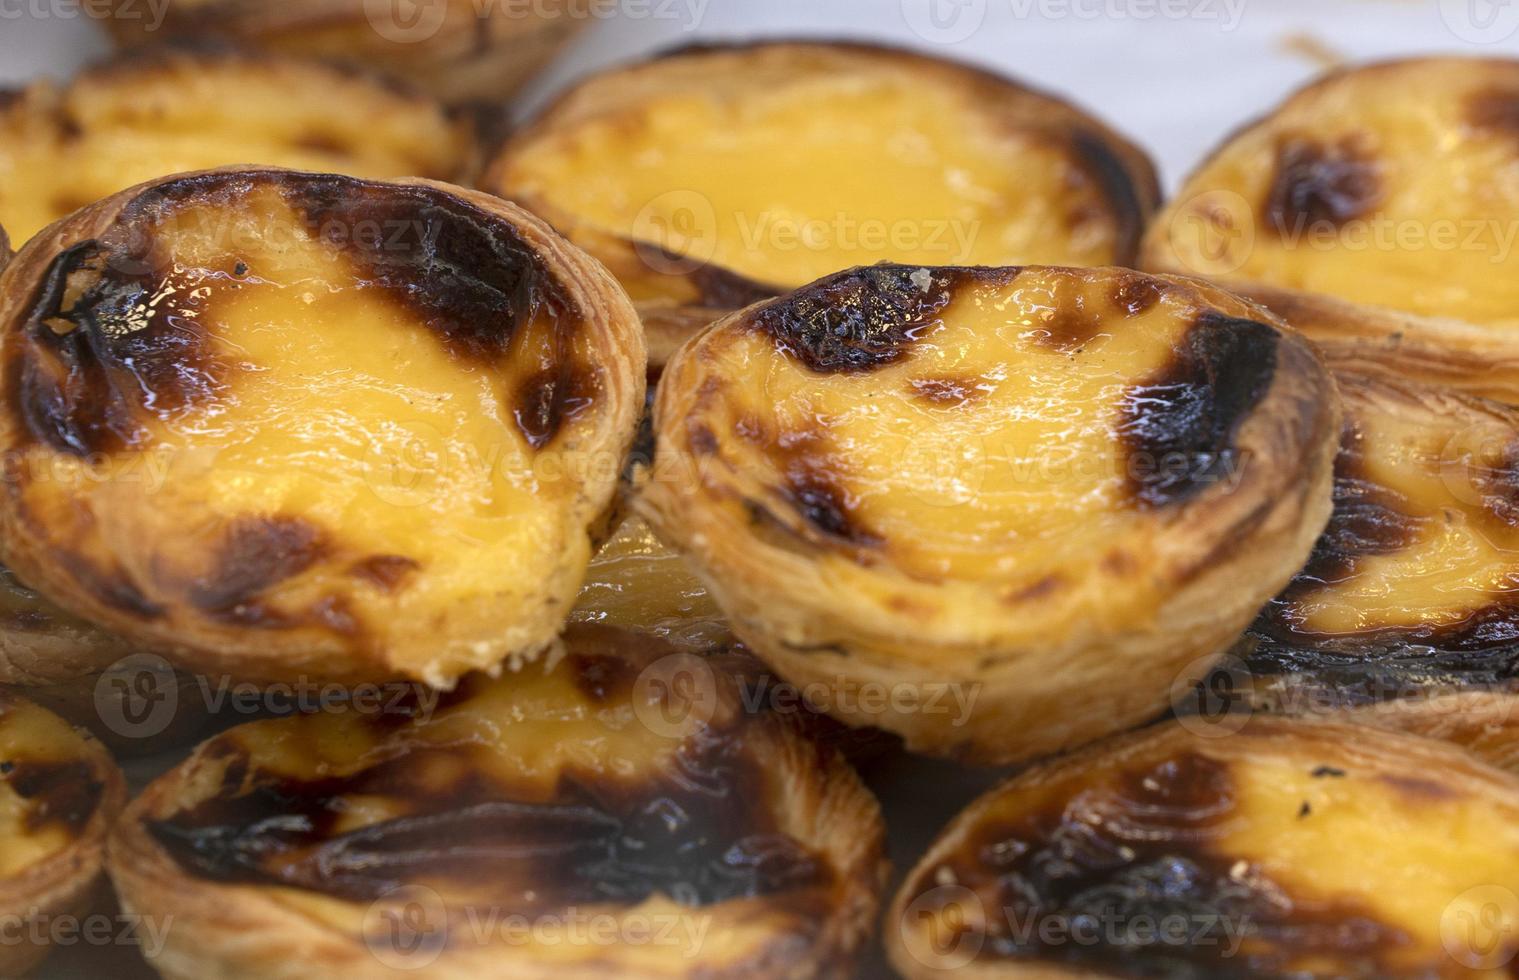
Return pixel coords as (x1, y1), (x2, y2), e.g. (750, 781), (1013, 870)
(485, 41), (1160, 373)
(94, 1), (588, 104)
(0, 167), (646, 686)
(888, 717), (1519, 979)
(1142, 57), (1519, 397)
(0, 45), (475, 245)
(639, 265), (1340, 764)
(0, 692), (126, 976)
(108, 624), (887, 979)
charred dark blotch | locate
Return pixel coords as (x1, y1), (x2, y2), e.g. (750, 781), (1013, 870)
(146, 730), (830, 911)
(1117, 312), (1279, 509)
(769, 429), (880, 548)
(6, 759), (102, 834)
(189, 515), (328, 620)
(1245, 412), (1519, 661)
(1067, 130), (1156, 265)
(348, 555), (420, 593)
(918, 751), (1409, 977)
(1254, 419), (1429, 642)
(1312, 766), (1346, 778)
(276, 175), (584, 365)
(512, 360), (599, 450)
(908, 376), (983, 407)
(1234, 626), (1519, 709)
(1029, 293), (1108, 355)
(1112, 273), (1165, 317)
(1264, 136), (1382, 236)
(637, 242), (780, 310)
(1468, 87), (1519, 137)
(56, 550), (164, 620)
(751, 264), (1011, 374)
(9, 239), (226, 458)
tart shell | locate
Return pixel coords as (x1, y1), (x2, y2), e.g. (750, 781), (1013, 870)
(0, 168), (646, 686)
(640, 265), (1341, 764)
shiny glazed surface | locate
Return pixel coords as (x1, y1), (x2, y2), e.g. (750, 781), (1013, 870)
(897, 721), (1519, 978)
(0, 170), (632, 682)
(1153, 59), (1519, 330)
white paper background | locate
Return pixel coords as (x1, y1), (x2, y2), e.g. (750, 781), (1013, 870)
(3, 1), (1519, 976)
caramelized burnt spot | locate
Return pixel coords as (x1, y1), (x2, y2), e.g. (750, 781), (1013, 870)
(147, 701), (830, 910)
(766, 428), (880, 548)
(1240, 377), (1519, 699)
(5, 759), (103, 835)
(1468, 86), (1519, 137)
(514, 362), (598, 450)
(750, 264), (1010, 374)
(1117, 313), (1279, 508)
(1112, 272), (1164, 317)
(10, 239), (228, 458)
(1027, 273), (1109, 353)
(7, 171), (600, 458)
(1253, 423), (1427, 645)
(188, 516), (328, 625)
(1068, 130), (1157, 265)
(1264, 136), (1382, 237)
(914, 751), (1403, 976)
(640, 242), (781, 310)
(278, 175), (581, 367)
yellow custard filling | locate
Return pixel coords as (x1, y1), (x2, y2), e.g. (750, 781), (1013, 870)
(1159, 59), (1519, 329)
(0, 54), (467, 243)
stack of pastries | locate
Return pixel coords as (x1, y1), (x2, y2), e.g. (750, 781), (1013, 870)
(0, 19), (1516, 978)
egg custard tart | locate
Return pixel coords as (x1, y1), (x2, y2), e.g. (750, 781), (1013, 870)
(0, 168), (645, 686)
(889, 717), (1519, 979)
(1143, 57), (1519, 396)
(640, 264), (1340, 764)
(0, 47), (473, 246)
(108, 624), (886, 979)
(1174, 369), (1519, 773)
(0, 691), (126, 976)
(484, 41), (1160, 371)
(94, 0), (586, 104)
